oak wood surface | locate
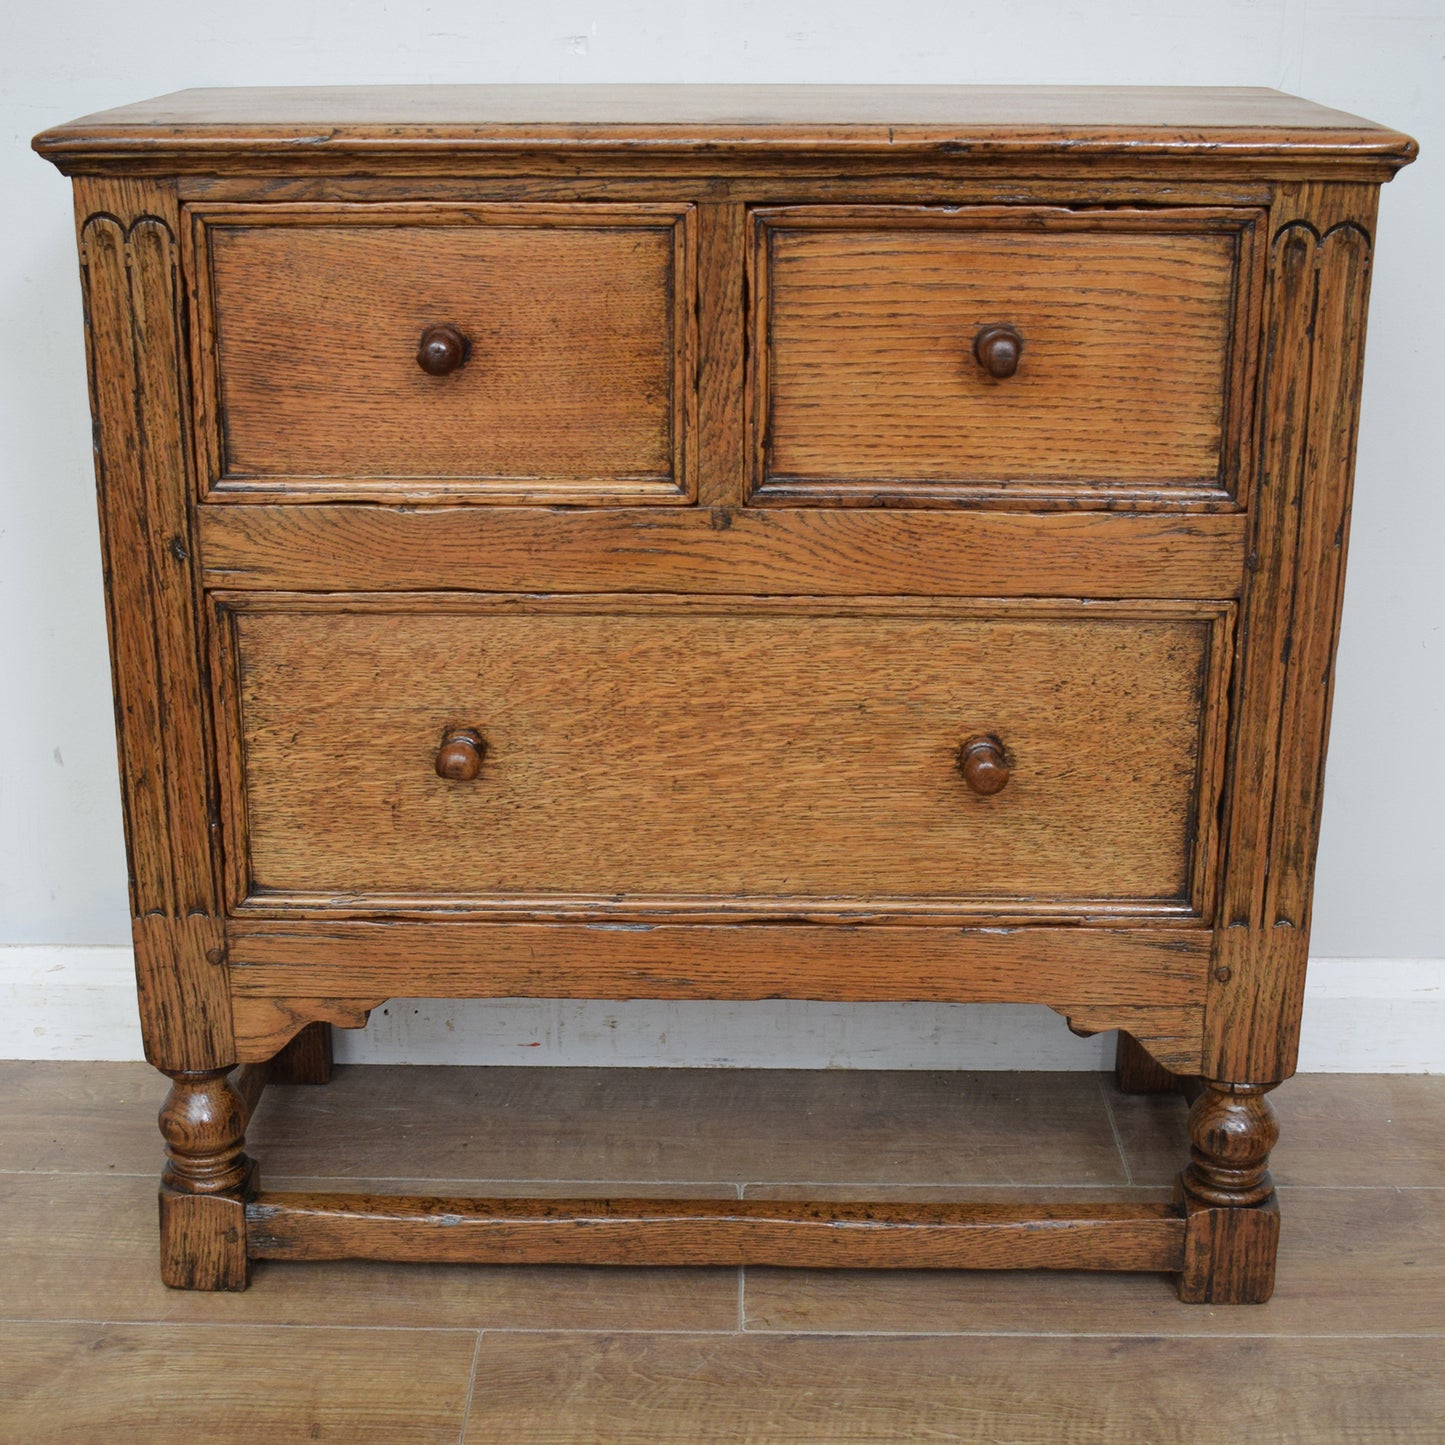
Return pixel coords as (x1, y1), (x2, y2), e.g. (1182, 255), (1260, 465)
(190, 203), (692, 502)
(1205, 182), (1382, 1083)
(72, 178), (233, 1075)
(5, 1070), (1444, 1335)
(753, 206), (1260, 507)
(740, 1182), (1445, 1337)
(34, 85), (1417, 181)
(34, 86), (1415, 1300)
(196, 503), (1249, 596)
(267, 1020), (335, 1084)
(0, 1172), (746, 1331)
(1115, 1029), (1190, 1095)
(221, 924), (1208, 1070)
(246, 1193), (1186, 1270)
(179, 175), (1280, 207)
(215, 595), (1229, 914)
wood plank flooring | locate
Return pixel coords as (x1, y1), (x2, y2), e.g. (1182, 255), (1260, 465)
(2, 1062), (1441, 1442)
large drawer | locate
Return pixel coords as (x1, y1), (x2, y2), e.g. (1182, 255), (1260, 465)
(212, 595), (1232, 922)
(751, 206), (1263, 509)
(187, 203), (694, 503)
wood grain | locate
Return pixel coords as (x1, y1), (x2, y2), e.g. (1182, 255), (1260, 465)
(178, 175), (1279, 208)
(33, 85), (1418, 181)
(741, 1182), (1445, 1337)
(189, 203), (693, 502)
(1206, 183), (1383, 1083)
(0, 1172), (744, 1331)
(0, 1322), (477, 1445)
(215, 595), (1229, 914)
(246, 1193), (1186, 1270)
(753, 206), (1260, 507)
(221, 924), (1208, 1068)
(223, 919), (1208, 999)
(36, 88), (1415, 1299)
(5, 1075), (1444, 1334)
(458, 1332), (1445, 1443)
(73, 179), (232, 1074)
(1115, 1030), (1190, 1095)
(693, 201), (746, 506)
(196, 503), (1249, 596)
(268, 1020), (334, 1085)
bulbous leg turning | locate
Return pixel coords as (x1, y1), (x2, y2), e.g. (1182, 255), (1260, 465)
(157, 1069), (256, 1291)
(1175, 1082), (1281, 1304)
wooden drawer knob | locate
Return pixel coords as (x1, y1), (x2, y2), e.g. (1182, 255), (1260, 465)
(416, 323), (470, 376)
(973, 324), (1023, 379)
(959, 735), (1010, 796)
(435, 728), (486, 781)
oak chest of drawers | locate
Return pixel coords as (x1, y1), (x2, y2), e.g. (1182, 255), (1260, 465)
(35, 86), (1415, 1300)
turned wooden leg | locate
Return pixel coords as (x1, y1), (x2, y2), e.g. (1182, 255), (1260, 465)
(157, 1068), (257, 1291)
(269, 1021), (334, 1085)
(1174, 1081), (1281, 1304)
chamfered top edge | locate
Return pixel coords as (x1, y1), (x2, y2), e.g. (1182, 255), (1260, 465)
(33, 84), (1418, 174)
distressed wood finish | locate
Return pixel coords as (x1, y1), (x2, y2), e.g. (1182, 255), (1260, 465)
(220, 920), (1211, 1068)
(156, 1069), (255, 1290)
(1205, 183), (1385, 1084)
(73, 178), (233, 1075)
(33, 85), (1417, 181)
(1115, 1029), (1193, 1096)
(1176, 1082), (1282, 1303)
(751, 206), (1262, 508)
(36, 87), (1413, 1300)
(196, 504), (1249, 597)
(246, 1195), (1186, 1271)
(188, 203), (694, 504)
(267, 1021), (334, 1086)
(214, 595), (1231, 918)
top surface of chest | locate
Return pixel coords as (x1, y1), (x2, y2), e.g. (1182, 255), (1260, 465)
(35, 83), (1415, 176)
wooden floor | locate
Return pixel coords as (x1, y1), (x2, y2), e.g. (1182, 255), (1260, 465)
(1, 1062), (1441, 1442)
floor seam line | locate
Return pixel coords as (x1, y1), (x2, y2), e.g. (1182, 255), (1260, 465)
(1097, 1072), (1135, 1187)
(456, 1330), (485, 1444)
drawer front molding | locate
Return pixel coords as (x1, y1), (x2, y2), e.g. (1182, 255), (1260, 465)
(185, 202), (697, 505)
(749, 205), (1265, 510)
(210, 592), (1234, 925)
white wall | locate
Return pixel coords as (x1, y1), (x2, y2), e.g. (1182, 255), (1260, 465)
(2, 1), (1442, 1064)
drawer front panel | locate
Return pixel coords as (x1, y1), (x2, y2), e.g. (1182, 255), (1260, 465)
(188, 204), (694, 503)
(214, 596), (1231, 921)
(751, 206), (1262, 509)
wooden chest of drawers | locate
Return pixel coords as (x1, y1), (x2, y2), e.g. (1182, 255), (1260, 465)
(35, 86), (1415, 1300)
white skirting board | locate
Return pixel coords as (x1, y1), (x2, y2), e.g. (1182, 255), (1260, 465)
(0, 946), (1440, 1071)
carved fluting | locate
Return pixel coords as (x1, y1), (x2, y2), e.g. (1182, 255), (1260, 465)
(159, 1069), (251, 1195)
(1264, 222), (1372, 934)
(1181, 1083), (1279, 1207)
(79, 212), (216, 923)
(76, 186), (233, 1074)
(1204, 185), (1380, 1085)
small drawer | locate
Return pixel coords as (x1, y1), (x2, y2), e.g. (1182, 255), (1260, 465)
(750, 205), (1263, 509)
(213, 595), (1232, 923)
(187, 203), (694, 503)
